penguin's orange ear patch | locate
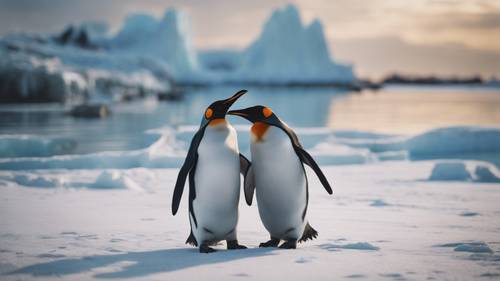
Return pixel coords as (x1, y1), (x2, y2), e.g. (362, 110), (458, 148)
(262, 107), (273, 118)
(205, 108), (213, 119)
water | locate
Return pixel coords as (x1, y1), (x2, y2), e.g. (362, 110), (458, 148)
(0, 85), (499, 156)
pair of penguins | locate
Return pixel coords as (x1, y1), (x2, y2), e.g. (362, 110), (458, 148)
(172, 90), (333, 253)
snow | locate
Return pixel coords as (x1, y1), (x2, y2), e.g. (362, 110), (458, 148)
(0, 124), (499, 280)
(1, 160), (499, 280)
(232, 4), (354, 84)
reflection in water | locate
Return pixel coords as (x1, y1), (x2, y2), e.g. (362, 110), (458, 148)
(177, 87), (345, 127)
(0, 86), (499, 155)
(329, 87), (500, 135)
(0, 87), (346, 155)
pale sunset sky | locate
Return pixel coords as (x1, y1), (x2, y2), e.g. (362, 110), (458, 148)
(1, 0), (499, 79)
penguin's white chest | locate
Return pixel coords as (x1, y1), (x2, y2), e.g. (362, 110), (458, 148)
(192, 121), (241, 239)
(250, 125), (307, 239)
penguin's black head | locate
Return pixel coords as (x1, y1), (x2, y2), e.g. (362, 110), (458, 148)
(227, 105), (278, 125)
(228, 105), (282, 141)
(202, 90), (247, 126)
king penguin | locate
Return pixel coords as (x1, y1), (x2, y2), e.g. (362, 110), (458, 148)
(228, 105), (333, 249)
(172, 90), (252, 253)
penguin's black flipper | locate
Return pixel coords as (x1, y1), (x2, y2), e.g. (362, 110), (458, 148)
(239, 153), (251, 175)
(275, 120), (332, 195)
(172, 131), (204, 215)
(295, 146), (333, 195)
(239, 153), (256, 205)
(244, 165), (255, 206)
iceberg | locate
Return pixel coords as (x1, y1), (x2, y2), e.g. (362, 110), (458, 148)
(231, 4), (355, 85)
(111, 9), (200, 80)
(0, 35), (173, 103)
(0, 8), (202, 102)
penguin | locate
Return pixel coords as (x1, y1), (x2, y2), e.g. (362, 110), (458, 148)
(227, 105), (333, 249)
(172, 90), (252, 253)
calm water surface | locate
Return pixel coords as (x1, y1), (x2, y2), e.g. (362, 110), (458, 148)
(0, 85), (499, 155)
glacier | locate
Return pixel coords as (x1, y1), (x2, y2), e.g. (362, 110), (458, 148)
(0, 8), (199, 103)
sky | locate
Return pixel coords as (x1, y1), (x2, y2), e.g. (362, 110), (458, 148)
(1, 0), (499, 79)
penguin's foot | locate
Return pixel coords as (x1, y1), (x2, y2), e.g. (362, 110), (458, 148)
(259, 237), (280, 248)
(279, 239), (297, 249)
(226, 240), (247, 250)
(199, 244), (217, 253)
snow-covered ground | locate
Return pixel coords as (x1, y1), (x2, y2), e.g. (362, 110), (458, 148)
(1, 125), (500, 280)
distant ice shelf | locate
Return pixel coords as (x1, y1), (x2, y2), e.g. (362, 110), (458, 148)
(0, 4), (358, 103)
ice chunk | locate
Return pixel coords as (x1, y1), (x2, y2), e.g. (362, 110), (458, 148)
(0, 128), (184, 170)
(309, 142), (374, 165)
(407, 126), (500, 159)
(90, 170), (142, 190)
(428, 161), (500, 183)
(435, 242), (493, 253)
(474, 164), (500, 183)
(12, 174), (63, 188)
(428, 162), (471, 181)
(0, 135), (77, 158)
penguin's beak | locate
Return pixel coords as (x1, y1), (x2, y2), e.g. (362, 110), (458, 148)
(227, 108), (253, 122)
(221, 90), (247, 113)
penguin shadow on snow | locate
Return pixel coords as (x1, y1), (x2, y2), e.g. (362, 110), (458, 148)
(7, 248), (276, 279)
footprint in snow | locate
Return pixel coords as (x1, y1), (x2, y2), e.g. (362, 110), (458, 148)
(233, 273), (250, 277)
(345, 273), (366, 278)
(379, 273), (406, 281)
(460, 211), (480, 217)
(370, 199), (390, 207)
(295, 256), (315, 264)
(320, 242), (380, 251)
